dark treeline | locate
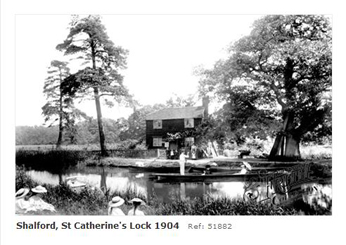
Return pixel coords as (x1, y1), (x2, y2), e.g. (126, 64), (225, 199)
(16, 118), (130, 146)
(16, 126), (59, 145)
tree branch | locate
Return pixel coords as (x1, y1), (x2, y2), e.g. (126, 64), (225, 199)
(99, 93), (115, 97)
(270, 81), (286, 108)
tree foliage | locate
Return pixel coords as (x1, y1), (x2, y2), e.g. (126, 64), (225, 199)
(56, 15), (131, 155)
(198, 15), (332, 158)
(165, 93), (196, 108)
(16, 118), (128, 146)
(16, 126), (59, 145)
(56, 15), (130, 101)
(119, 104), (166, 141)
(42, 60), (87, 148)
(212, 85), (281, 144)
(42, 60), (71, 126)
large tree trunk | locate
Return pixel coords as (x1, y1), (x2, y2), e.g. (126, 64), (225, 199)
(284, 134), (300, 157)
(269, 111), (301, 161)
(94, 87), (108, 156)
(91, 42), (108, 156)
(56, 110), (63, 149)
(100, 168), (107, 193)
(56, 69), (64, 149)
(269, 133), (301, 160)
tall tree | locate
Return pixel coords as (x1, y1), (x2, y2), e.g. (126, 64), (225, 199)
(42, 60), (85, 148)
(198, 15), (331, 160)
(57, 15), (131, 156)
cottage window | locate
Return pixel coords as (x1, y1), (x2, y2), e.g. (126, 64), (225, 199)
(153, 137), (163, 147)
(153, 120), (162, 129)
(184, 118), (194, 128)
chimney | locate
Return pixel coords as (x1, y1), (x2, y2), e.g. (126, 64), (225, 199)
(202, 96), (209, 118)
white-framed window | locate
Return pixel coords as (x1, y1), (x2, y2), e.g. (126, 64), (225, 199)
(153, 137), (163, 147)
(153, 120), (162, 129)
(184, 118), (194, 128)
(185, 137), (195, 147)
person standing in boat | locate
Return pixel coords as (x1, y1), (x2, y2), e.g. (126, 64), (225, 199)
(108, 196), (125, 216)
(127, 198), (145, 216)
(179, 149), (189, 175)
(191, 144), (197, 160)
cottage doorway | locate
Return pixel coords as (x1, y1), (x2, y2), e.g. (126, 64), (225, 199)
(168, 142), (178, 159)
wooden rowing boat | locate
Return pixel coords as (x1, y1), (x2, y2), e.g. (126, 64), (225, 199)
(187, 166), (294, 173)
(149, 172), (275, 183)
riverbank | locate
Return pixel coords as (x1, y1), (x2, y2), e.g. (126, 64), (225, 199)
(83, 156), (332, 173)
(80, 157), (332, 182)
(86, 156), (331, 166)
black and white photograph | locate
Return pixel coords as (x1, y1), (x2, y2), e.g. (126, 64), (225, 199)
(13, 13), (332, 216)
(1, 0), (345, 244)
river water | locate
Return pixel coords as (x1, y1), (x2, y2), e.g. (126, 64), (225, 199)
(26, 165), (332, 213)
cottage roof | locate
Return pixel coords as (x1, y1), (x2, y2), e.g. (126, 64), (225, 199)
(146, 106), (205, 120)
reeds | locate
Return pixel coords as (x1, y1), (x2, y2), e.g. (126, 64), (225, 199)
(152, 195), (300, 215)
(16, 149), (91, 173)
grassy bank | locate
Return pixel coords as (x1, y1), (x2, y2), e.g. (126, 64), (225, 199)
(16, 167), (330, 215)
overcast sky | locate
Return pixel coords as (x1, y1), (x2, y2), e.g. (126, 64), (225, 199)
(15, 14), (261, 126)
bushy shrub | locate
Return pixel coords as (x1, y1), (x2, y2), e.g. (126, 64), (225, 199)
(16, 166), (37, 190)
(115, 139), (140, 150)
(134, 142), (148, 151)
(223, 149), (238, 157)
(224, 141), (237, 150)
(300, 145), (332, 160)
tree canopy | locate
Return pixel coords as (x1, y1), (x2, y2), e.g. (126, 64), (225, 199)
(198, 15), (332, 159)
(42, 60), (87, 148)
(56, 15), (132, 155)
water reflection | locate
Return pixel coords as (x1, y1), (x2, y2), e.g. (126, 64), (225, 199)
(26, 167), (332, 213)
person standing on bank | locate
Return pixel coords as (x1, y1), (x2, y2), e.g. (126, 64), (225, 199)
(127, 198), (145, 216)
(179, 149), (189, 175)
(108, 196), (125, 216)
